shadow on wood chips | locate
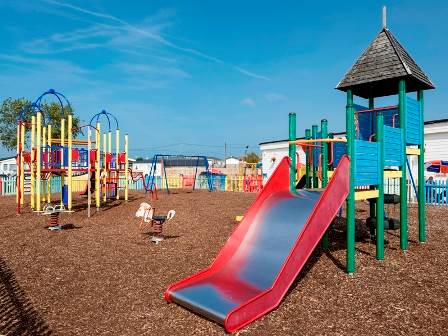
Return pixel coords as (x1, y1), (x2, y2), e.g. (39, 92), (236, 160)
(0, 257), (53, 335)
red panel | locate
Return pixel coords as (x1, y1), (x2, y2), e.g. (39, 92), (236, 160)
(72, 149), (80, 162)
(90, 149), (97, 165)
(118, 152), (126, 164)
(22, 151), (31, 164)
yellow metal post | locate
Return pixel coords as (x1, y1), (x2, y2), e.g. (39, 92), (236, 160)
(47, 124), (52, 203)
(36, 112), (42, 212)
(42, 126), (46, 204)
(95, 123), (100, 210)
(103, 132), (107, 202)
(87, 127), (92, 218)
(108, 131), (112, 154)
(116, 129), (120, 199)
(61, 118), (65, 206)
(30, 116), (35, 209)
(68, 115), (73, 210)
(20, 122), (25, 205)
(108, 130), (112, 200)
(124, 133), (128, 201)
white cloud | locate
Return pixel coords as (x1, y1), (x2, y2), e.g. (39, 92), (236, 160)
(265, 92), (288, 102)
(234, 66), (270, 81)
(40, 0), (270, 80)
(241, 98), (256, 107)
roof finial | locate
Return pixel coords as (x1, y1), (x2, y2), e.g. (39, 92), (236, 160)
(382, 6), (387, 29)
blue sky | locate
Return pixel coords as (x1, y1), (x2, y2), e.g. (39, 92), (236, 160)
(1, 0), (446, 159)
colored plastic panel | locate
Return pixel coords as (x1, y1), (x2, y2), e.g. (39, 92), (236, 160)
(353, 104), (368, 111)
(383, 108), (399, 128)
(383, 126), (403, 167)
(354, 104), (372, 141)
(354, 104), (369, 141)
(354, 140), (379, 186)
(406, 97), (422, 145)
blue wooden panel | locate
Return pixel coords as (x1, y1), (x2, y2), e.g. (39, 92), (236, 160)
(406, 97), (422, 145)
(332, 142), (346, 167)
(354, 140), (379, 186)
(383, 126), (403, 167)
(312, 131), (322, 167)
(313, 146), (320, 167)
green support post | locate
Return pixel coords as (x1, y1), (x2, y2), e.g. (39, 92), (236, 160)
(312, 125), (318, 188)
(376, 112), (385, 260)
(399, 79), (408, 250)
(321, 119), (329, 250)
(369, 97), (376, 219)
(417, 90), (426, 242)
(346, 89), (356, 274)
(288, 113), (297, 193)
(305, 129), (311, 188)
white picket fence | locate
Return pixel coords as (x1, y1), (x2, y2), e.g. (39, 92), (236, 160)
(2, 175), (446, 206)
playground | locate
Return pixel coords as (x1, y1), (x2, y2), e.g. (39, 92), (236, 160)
(0, 191), (447, 335)
(1, 4), (447, 335)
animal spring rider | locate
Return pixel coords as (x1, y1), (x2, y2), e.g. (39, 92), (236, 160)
(135, 203), (176, 243)
(15, 89), (130, 216)
(42, 203), (68, 231)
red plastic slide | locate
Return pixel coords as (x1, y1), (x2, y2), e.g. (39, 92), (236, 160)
(165, 155), (350, 332)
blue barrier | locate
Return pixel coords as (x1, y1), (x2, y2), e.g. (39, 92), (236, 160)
(354, 140), (380, 186)
(425, 180), (448, 206)
(384, 126), (403, 167)
(406, 97), (422, 145)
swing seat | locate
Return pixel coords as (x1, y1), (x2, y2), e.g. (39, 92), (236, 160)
(384, 194), (400, 204)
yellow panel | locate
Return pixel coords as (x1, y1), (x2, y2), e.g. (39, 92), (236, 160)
(52, 138), (96, 145)
(355, 190), (379, 200)
(235, 215), (244, 222)
(328, 170), (334, 178)
(406, 147), (420, 155)
(384, 170), (402, 178)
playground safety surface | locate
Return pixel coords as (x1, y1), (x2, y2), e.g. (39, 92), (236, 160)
(0, 190), (447, 335)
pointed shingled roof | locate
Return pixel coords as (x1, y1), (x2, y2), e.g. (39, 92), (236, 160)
(336, 28), (435, 98)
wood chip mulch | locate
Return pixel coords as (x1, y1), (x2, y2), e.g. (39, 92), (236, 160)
(0, 190), (447, 335)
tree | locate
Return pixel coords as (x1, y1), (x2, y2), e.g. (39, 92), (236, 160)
(243, 152), (260, 164)
(0, 97), (80, 151)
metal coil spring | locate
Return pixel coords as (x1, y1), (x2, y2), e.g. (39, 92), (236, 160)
(153, 221), (163, 235)
(50, 212), (60, 226)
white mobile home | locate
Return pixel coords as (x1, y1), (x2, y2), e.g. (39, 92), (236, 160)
(0, 156), (17, 176)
